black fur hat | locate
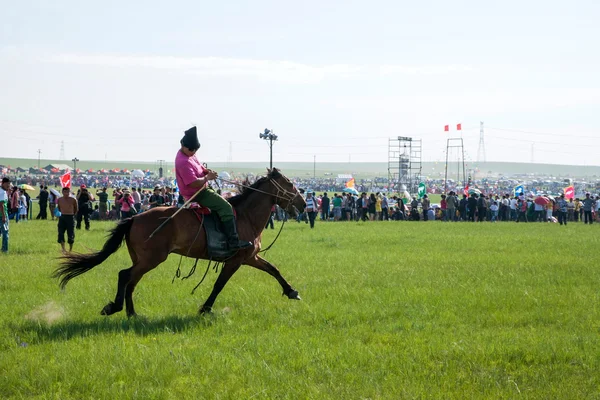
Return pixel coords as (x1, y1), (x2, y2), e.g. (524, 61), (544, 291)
(181, 126), (201, 150)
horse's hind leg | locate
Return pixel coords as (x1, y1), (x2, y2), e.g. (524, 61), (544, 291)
(101, 267), (132, 316)
(199, 261), (241, 314)
(244, 255), (301, 300)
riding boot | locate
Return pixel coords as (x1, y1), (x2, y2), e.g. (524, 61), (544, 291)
(222, 218), (253, 250)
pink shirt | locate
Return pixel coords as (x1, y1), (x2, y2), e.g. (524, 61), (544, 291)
(175, 150), (208, 200)
(117, 195), (135, 212)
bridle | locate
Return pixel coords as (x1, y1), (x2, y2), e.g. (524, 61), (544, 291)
(218, 177), (301, 213)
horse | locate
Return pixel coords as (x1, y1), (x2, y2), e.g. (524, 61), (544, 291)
(53, 168), (306, 317)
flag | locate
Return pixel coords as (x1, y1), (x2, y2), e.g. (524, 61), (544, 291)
(444, 125), (449, 132)
(564, 186), (574, 200)
(514, 185), (524, 196)
(60, 172), (71, 188)
(457, 123), (462, 130)
(345, 178), (355, 188)
(418, 182), (426, 198)
(464, 186), (469, 196)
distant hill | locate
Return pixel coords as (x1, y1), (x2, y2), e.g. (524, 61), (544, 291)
(1, 157), (599, 180)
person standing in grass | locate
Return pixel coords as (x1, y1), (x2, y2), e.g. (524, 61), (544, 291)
(582, 193), (594, 224)
(332, 193), (342, 221)
(36, 185), (49, 220)
(0, 177), (11, 253)
(305, 190), (318, 228)
(131, 187), (142, 213)
(516, 197), (528, 223)
(557, 194), (568, 226)
(57, 186), (78, 254)
(320, 193), (330, 221)
(18, 189), (28, 221)
(490, 201), (499, 222)
(421, 194), (430, 221)
(96, 187), (109, 220)
(117, 189), (135, 219)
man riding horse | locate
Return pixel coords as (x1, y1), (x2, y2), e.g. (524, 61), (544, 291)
(175, 126), (252, 251)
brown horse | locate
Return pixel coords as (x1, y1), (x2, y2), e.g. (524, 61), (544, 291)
(53, 168), (306, 316)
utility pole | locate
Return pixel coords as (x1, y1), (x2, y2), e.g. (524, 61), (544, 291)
(259, 129), (278, 169)
(37, 149), (41, 168)
(477, 121), (486, 163)
(72, 157), (79, 176)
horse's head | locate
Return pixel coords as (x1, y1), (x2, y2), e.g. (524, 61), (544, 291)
(267, 168), (306, 218)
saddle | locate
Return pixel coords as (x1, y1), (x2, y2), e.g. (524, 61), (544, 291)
(190, 206), (237, 261)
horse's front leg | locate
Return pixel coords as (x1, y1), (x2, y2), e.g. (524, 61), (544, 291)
(199, 261), (241, 314)
(244, 255), (301, 300)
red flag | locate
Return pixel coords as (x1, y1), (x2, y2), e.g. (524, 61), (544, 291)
(444, 125), (449, 132)
(60, 172), (71, 188)
(564, 186), (574, 200)
(464, 186), (469, 196)
(457, 123), (462, 130)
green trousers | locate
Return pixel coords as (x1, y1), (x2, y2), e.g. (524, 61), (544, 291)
(195, 188), (234, 221)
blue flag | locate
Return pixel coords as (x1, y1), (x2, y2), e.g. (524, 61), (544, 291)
(514, 185), (524, 196)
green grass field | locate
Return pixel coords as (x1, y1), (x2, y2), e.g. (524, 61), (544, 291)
(0, 218), (599, 399)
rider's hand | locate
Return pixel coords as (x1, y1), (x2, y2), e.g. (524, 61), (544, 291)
(206, 171), (218, 180)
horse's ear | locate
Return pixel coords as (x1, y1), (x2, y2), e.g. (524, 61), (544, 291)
(266, 168), (272, 175)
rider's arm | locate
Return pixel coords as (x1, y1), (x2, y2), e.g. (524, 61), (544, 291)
(189, 177), (209, 188)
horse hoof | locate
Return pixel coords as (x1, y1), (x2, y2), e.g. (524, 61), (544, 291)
(100, 302), (122, 316)
(199, 306), (213, 315)
(287, 290), (301, 300)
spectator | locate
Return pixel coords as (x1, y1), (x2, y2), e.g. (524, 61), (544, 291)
(332, 193), (342, 221)
(582, 193), (594, 224)
(96, 187), (109, 220)
(131, 187), (142, 213)
(320, 193), (330, 221)
(0, 177), (10, 253)
(117, 189), (135, 219)
(509, 196), (518, 221)
(49, 189), (57, 221)
(19, 189), (28, 221)
(477, 194), (487, 222)
(557, 194), (568, 226)
(149, 186), (165, 208)
(467, 194), (477, 222)
(421, 194), (430, 221)
(305, 190), (318, 228)
(57, 186), (78, 254)
(381, 193), (389, 221)
(368, 193), (377, 221)
(440, 194), (447, 222)
(490, 201), (499, 222)
(36, 185), (49, 220)
(76, 184), (93, 230)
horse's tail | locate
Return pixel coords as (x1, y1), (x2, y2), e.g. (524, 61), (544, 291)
(53, 218), (134, 289)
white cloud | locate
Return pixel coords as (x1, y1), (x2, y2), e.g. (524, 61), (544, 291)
(41, 52), (473, 84)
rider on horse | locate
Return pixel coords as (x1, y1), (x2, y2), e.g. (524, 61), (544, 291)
(175, 126), (252, 251)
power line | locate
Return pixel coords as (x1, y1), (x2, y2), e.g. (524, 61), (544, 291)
(487, 126), (599, 140)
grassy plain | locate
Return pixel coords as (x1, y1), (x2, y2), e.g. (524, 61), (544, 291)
(0, 218), (599, 399)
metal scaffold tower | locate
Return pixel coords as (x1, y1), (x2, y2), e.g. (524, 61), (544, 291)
(388, 136), (422, 195)
(444, 138), (466, 194)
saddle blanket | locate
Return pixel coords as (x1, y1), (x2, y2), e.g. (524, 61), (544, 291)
(191, 208), (237, 260)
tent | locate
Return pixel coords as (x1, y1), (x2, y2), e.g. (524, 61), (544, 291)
(131, 169), (145, 178)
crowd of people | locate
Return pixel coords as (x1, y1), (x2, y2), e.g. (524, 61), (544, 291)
(2, 173), (599, 255)
(278, 190), (600, 227)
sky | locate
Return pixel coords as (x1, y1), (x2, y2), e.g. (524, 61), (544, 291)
(1, 0), (599, 166)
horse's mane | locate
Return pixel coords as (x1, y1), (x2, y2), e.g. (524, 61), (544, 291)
(227, 168), (282, 207)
